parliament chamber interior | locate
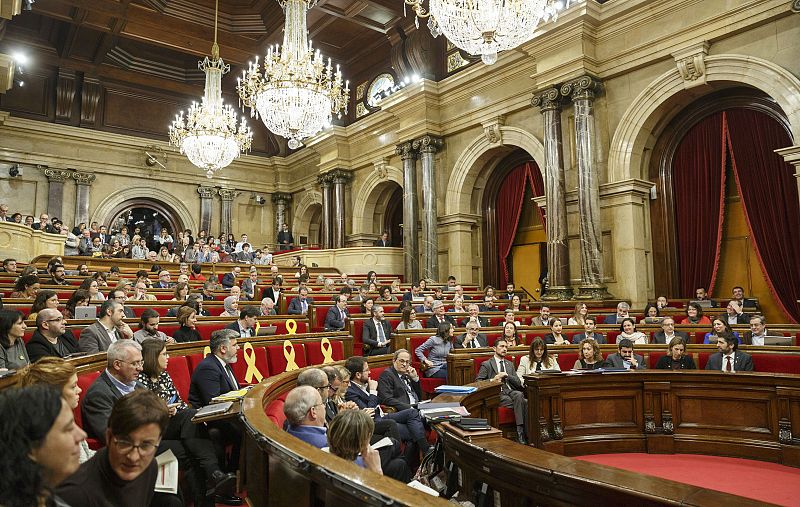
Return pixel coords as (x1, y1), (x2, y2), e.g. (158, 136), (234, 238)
(0, 0), (799, 505)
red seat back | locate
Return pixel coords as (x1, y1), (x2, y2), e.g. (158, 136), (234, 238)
(75, 371), (101, 429)
(165, 356), (192, 401)
(649, 351), (667, 369)
(697, 352), (713, 369)
(266, 342), (307, 374)
(186, 352), (207, 372)
(265, 398), (286, 427)
(751, 354), (800, 374)
(230, 344), (270, 384)
(472, 355), (493, 379)
(555, 352), (578, 370)
(305, 340), (344, 365)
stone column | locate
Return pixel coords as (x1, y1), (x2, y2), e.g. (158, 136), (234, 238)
(218, 188), (239, 236)
(272, 192), (292, 239)
(72, 171), (96, 226)
(396, 141), (419, 283)
(775, 145), (800, 211)
(317, 174), (333, 249)
(413, 135), (443, 282)
(532, 88), (573, 300)
(197, 186), (215, 234)
(43, 168), (70, 220)
(329, 169), (351, 248)
(561, 76), (612, 300)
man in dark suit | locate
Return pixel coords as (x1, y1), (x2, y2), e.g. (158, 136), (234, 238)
(503, 283), (516, 300)
(705, 332), (755, 372)
(732, 285), (759, 311)
(460, 303), (488, 328)
(26, 308), (79, 362)
(224, 306), (258, 338)
(652, 317), (689, 345)
(694, 287), (718, 307)
(362, 305), (392, 356)
(373, 231), (390, 247)
(401, 282), (422, 302)
(261, 276), (283, 303)
(604, 302), (630, 326)
(221, 266), (241, 289)
(725, 300), (751, 325)
(277, 223), (294, 251)
(156, 269), (175, 289)
(476, 338), (528, 444)
(324, 295), (350, 331)
(572, 316), (606, 344)
(603, 338), (647, 370)
(377, 349), (422, 411)
(426, 300), (455, 329)
(344, 356), (430, 457)
(288, 286), (313, 315)
(455, 322), (488, 348)
(108, 288), (136, 319)
(79, 300), (132, 354)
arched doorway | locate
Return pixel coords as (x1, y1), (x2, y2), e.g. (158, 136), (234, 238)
(305, 204), (322, 248)
(104, 199), (184, 252)
(381, 184), (403, 246)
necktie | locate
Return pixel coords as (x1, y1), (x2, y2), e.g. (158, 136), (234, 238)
(376, 320), (385, 344)
(498, 360), (509, 392)
(225, 364), (238, 389)
(340, 309), (345, 322)
(725, 356), (732, 372)
(301, 299), (307, 312)
(401, 375), (416, 403)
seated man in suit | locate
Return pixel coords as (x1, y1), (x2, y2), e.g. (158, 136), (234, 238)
(344, 356), (430, 458)
(225, 306), (259, 338)
(694, 287), (717, 307)
(221, 266), (241, 289)
(426, 300), (455, 329)
(573, 316), (606, 344)
(324, 295), (350, 331)
(503, 283), (516, 300)
(261, 276), (283, 303)
(743, 314), (776, 346)
(362, 305), (392, 356)
(26, 308), (79, 362)
(460, 303), (488, 328)
(725, 299), (750, 325)
(108, 288), (136, 319)
(79, 300), (133, 354)
(373, 231), (390, 247)
(455, 322), (488, 349)
(414, 295), (435, 315)
(478, 294), (497, 313)
(604, 302), (630, 326)
(731, 285), (759, 311)
(377, 349), (422, 411)
(476, 338), (528, 444)
(531, 305), (555, 327)
(132, 281), (156, 301)
(603, 338), (647, 370)
(653, 317), (689, 345)
(401, 282), (423, 302)
(705, 331), (755, 372)
(288, 286), (313, 315)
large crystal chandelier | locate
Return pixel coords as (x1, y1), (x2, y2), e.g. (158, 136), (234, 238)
(237, 0), (349, 150)
(169, 0), (253, 178)
(405, 0), (577, 65)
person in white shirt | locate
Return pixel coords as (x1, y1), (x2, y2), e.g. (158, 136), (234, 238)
(746, 315), (769, 346)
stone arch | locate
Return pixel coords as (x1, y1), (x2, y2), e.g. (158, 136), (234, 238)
(293, 190), (323, 244)
(609, 54), (800, 182)
(352, 164), (403, 235)
(92, 187), (197, 235)
(445, 126), (546, 216)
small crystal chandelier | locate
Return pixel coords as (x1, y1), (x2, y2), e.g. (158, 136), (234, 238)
(237, 0), (349, 150)
(169, 0), (253, 178)
(405, 0), (576, 65)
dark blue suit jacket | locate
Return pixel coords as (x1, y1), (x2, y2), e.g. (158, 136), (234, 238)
(189, 354), (240, 407)
(324, 306), (349, 331)
(345, 382), (380, 410)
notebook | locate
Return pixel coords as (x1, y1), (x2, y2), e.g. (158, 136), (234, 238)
(74, 306), (97, 319)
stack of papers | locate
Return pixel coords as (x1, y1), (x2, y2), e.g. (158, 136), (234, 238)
(433, 385), (477, 394)
(211, 387), (252, 402)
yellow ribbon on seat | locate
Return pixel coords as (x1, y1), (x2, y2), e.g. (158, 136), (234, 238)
(242, 342), (264, 384)
(283, 340), (299, 371)
(254, 320), (260, 336)
(320, 337), (335, 364)
(286, 319), (297, 334)
(203, 346), (211, 357)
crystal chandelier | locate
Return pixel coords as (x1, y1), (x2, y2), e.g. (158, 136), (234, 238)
(169, 0), (253, 178)
(237, 0), (349, 150)
(405, 0), (577, 65)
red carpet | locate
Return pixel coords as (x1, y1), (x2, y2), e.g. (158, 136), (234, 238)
(575, 453), (800, 506)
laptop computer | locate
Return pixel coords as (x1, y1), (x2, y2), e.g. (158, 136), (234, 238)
(256, 325), (278, 336)
(690, 299), (713, 308)
(763, 335), (793, 346)
(74, 306), (97, 319)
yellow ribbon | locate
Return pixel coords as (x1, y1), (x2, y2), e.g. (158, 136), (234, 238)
(242, 342), (264, 384)
(286, 319), (297, 334)
(283, 340), (299, 372)
(254, 320), (260, 336)
(320, 337), (335, 364)
(203, 346), (211, 357)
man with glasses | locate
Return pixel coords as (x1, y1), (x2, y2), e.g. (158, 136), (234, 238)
(79, 300), (134, 354)
(58, 389), (182, 506)
(455, 322), (488, 349)
(49, 263), (68, 285)
(33, 213), (57, 233)
(109, 288), (136, 319)
(460, 303), (488, 328)
(26, 307), (79, 362)
(653, 317), (688, 345)
(377, 349), (423, 411)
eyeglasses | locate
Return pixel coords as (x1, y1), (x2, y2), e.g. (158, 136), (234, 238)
(122, 360), (145, 368)
(112, 437), (160, 456)
(46, 316), (65, 323)
(395, 359), (411, 365)
(316, 384), (331, 393)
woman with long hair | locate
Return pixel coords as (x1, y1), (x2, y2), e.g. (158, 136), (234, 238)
(395, 307), (422, 331)
(517, 337), (560, 375)
(509, 294), (523, 312)
(567, 303), (588, 326)
(640, 303), (662, 324)
(173, 306), (201, 343)
(0, 384), (86, 507)
(79, 277), (105, 302)
(63, 289), (91, 320)
(573, 338), (604, 370)
(328, 410), (382, 475)
(502, 321), (520, 347)
(703, 317), (741, 344)
(544, 319), (570, 345)
(29, 290), (59, 322)
(172, 282), (190, 302)
(415, 321), (454, 379)
(16, 357), (94, 463)
(618, 317), (648, 345)
(360, 298), (374, 315)
(0, 309), (29, 369)
(10, 274), (40, 299)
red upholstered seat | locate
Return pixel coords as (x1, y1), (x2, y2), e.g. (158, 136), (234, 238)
(351, 319), (366, 355)
(23, 329), (34, 343)
(265, 399), (286, 427)
(488, 317), (505, 327)
(693, 332), (706, 345)
(159, 324), (180, 337)
(76, 371), (101, 449)
(697, 352), (713, 369)
(595, 315), (606, 324)
(314, 305), (333, 331)
(555, 352), (579, 370)
(195, 322), (223, 341)
(751, 354), (800, 374)
(607, 331), (620, 343)
(305, 340), (344, 365)
(165, 355), (192, 401)
(186, 352), (207, 372)
(648, 351), (667, 369)
(231, 344), (270, 385)
(497, 407), (516, 425)
(408, 336), (429, 370)
(271, 320), (308, 334)
(266, 342), (307, 374)
(472, 355), (493, 379)
(370, 365), (388, 381)
(206, 305), (224, 316)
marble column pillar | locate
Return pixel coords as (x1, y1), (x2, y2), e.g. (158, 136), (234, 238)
(330, 169), (351, 249)
(197, 186), (215, 235)
(396, 141), (419, 283)
(532, 88), (573, 300)
(72, 171), (96, 227)
(561, 76), (612, 300)
(272, 192), (292, 240)
(317, 174), (333, 249)
(775, 145), (800, 211)
(218, 188), (239, 237)
(43, 168), (70, 220)
(413, 135), (443, 282)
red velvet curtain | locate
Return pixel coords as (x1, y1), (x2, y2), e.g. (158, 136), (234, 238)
(672, 112), (727, 297)
(724, 109), (800, 322)
(497, 161), (542, 287)
(526, 163), (546, 227)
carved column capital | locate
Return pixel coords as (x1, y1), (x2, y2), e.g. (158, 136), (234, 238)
(328, 168), (352, 185)
(218, 188), (240, 201)
(560, 75), (601, 102)
(271, 192), (293, 205)
(532, 87), (563, 112)
(197, 186), (216, 199)
(317, 173), (333, 187)
(72, 171), (96, 186)
(413, 135), (443, 154)
(481, 116), (505, 145)
(395, 141), (417, 160)
(43, 168), (70, 182)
